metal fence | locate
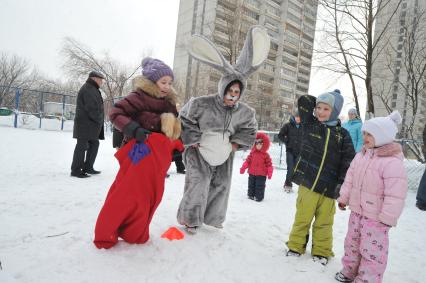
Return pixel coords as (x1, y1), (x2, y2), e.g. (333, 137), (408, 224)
(0, 85), (119, 131)
(0, 85), (77, 130)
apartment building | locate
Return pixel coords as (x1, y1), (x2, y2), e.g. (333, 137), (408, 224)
(173, 0), (318, 130)
(372, 0), (426, 141)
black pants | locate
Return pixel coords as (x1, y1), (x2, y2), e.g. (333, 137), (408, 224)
(248, 174), (267, 201)
(71, 139), (99, 173)
(173, 150), (185, 172)
(285, 151), (298, 187)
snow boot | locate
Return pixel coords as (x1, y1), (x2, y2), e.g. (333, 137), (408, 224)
(185, 225), (198, 234)
(284, 185), (293, 193)
(334, 272), (353, 282)
(312, 255), (328, 266)
(286, 249), (301, 257)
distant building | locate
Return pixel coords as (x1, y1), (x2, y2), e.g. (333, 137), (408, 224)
(372, 0), (426, 141)
(173, 0), (318, 130)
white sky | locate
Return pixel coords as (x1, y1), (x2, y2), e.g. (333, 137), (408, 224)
(0, 0), (179, 78)
(0, 0), (364, 118)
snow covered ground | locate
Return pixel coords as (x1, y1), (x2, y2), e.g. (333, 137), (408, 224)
(0, 125), (425, 283)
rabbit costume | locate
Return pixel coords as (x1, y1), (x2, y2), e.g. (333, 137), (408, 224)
(177, 26), (270, 231)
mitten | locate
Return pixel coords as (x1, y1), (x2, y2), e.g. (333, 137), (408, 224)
(338, 202), (346, 210)
(240, 161), (248, 174)
(267, 167), (273, 179)
(135, 128), (151, 142)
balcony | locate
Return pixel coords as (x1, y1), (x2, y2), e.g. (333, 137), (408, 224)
(298, 72), (310, 81)
(218, 0), (237, 10)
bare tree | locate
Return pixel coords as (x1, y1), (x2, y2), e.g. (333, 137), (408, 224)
(60, 37), (141, 115)
(0, 52), (31, 107)
(316, 0), (403, 117)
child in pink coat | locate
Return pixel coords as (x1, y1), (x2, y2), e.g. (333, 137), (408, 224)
(335, 111), (408, 283)
(240, 132), (273, 202)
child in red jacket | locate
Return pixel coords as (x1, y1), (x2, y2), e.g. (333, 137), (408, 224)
(240, 132), (273, 202)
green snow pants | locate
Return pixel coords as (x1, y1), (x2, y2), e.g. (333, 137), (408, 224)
(286, 185), (336, 257)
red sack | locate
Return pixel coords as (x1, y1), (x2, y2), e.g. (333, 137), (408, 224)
(94, 133), (174, 249)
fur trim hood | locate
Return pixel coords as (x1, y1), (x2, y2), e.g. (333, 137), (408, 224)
(251, 132), (271, 153)
(132, 76), (178, 106)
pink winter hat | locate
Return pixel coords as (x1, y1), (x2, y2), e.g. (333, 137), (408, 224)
(362, 111), (402, 146)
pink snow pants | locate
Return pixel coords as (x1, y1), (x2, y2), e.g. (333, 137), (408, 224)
(340, 212), (390, 283)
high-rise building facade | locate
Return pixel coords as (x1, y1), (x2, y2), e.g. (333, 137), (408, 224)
(173, 0), (318, 130)
(372, 0), (426, 141)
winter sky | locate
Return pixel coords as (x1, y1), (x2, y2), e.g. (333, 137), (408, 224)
(0, 0), (365, 115)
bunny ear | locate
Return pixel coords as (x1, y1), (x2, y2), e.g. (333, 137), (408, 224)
(235, 25), (270, 77)
(188, 34), (233, 72)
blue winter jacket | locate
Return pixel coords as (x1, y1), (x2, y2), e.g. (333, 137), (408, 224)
(342, 119), (363, 152)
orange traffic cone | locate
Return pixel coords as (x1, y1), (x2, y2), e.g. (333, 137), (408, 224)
(161, 226), (184, 240)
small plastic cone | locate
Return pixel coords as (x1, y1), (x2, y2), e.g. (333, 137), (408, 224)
(161, 227), (184, 240)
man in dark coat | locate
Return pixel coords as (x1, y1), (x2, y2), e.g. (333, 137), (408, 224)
(278, 111), (302, 193)
(71, 71), (105, 178)
(416, 124), (426, 210)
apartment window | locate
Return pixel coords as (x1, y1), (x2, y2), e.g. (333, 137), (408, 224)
(266, 4), (281, 17)
(300, 50), (312, 60)
(301, 61), (311, 69)
(302, 41), (313, 50)
(288, 12), (302, 25)
(288, 1), (302, 14)
(305, 7), (316, 18)
(303, 25), (314, 35)
(283, 48), (298, 58)
(304, 16), (315, 26)
(268, 29), (279, 39)
(302, 33), (314, 42)
(280, 67), (296, 77)
(299, 69), (310, 77)
(285, 33), (300, 45)
(268, 53), (277, 61)
(259, 74), (274, 84)
(306, 0), (317, 7)
(280, 90), (294, 98)
(280, 79), (296, 88)
(283, 57), (297, 68)
(244, 9), (260, 20)
(265, 18), (280, 31)
(263, 63), (275, 72)
(297, 77), (309, 84)
(391, 101), (396, 108)
(246, 0), (260, 8)
(296, 86), (308, 93)
(286, 24), (301, 36)
(269, 0), (282, 6)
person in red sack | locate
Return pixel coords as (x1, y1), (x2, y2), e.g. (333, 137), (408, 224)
(239, 132), (273, 202)
(94, 57), (181, 249)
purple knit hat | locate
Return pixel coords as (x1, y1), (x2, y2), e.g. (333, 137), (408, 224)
(141, 57), (174, 82)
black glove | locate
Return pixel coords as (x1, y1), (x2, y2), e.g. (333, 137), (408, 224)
(122, 121), (151, 143)
(135, 128), (151, 142)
